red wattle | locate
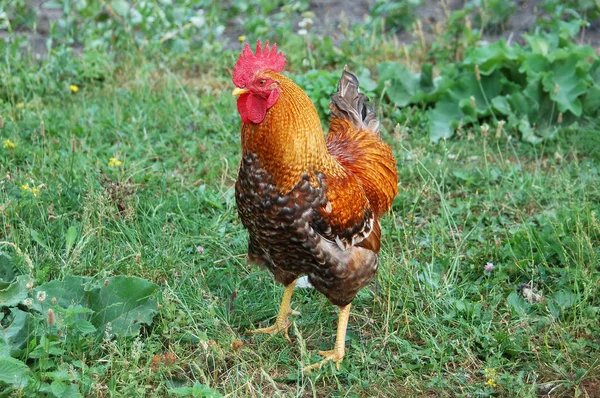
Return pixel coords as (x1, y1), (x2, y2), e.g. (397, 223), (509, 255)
(237, 94), (251, 124)
(246, 94), (268, 124)
(236, 90), (279, 124)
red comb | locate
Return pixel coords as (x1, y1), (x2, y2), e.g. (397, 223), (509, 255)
(233, 39), (287, 87)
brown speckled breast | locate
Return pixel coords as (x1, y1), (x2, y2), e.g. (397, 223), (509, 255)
(235, 152), (379, 307)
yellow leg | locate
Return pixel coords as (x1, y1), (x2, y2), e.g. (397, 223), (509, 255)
(303, 303), (351, 372)
(248, 280), (297, 341)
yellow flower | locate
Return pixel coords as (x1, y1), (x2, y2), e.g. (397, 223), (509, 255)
(484, 368), (498, 388)
(3, 139), (15, 149)
(70, 84), (79, 93)
(20, 183), (41, 197)
(238, 35), (246, 42)
(16, 103), (24, 109)
(485, 378), (497, 388)
(109, 157), (122, 167)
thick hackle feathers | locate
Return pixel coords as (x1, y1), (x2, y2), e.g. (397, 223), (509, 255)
(326, 69), (398, 219)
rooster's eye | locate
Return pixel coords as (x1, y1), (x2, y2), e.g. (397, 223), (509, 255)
(259, 79), (266, 85)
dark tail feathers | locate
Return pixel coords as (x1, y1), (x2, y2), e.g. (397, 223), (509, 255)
(329, 66), (380, 133)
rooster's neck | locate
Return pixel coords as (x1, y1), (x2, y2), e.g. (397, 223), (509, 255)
(241, 73), (334, 193)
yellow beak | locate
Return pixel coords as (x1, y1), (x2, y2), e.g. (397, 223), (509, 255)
(232, 87), (248, 97)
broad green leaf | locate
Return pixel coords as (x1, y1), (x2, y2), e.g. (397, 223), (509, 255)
(0, 275), (28, 307)
(553, 290), (577, 310)
(590, 60), (600, 83)
(63, 384), (83, 398)
(491, 96), (511, 115)
(507, 90), (539, 121)
(90, 276), (159, 336)
(0, 356), (29, 387)
(556, 19), (585, 38)
(73, 320), (96, 335)
(463, 40), (521, 75)
(450, 70), (503, 117)
(507, 291), (528, 316)
(582, 85), (600, 115)
(427, 99), (462, 142)
(51, 380), (67, 397)
(379, 63), (419, 107)
(32, 276), (92, 313)
(459, 97), (477, 118)
(519, 54), (550, 77)
(377, 61), (403, 86)
(418, 64), (434, 93)
(583, 60), (600, 115)
(0, 308), (31, 354)
(356, 67), (377, 93)
(514, 117), (543, 144)
(34, 276), (159, 338)
(65, 225), (78, 256)
(524, 33), (558, 56)
(169, 382), (223, 397)
(0, 252), (17, 283)
(542, 58), (590, 116)
(547, 300), (560, 318)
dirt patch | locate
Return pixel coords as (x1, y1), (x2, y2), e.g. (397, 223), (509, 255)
(223, 0), (600, 51)
(0, 0), (67, 58)
(5, 0), (600, 58)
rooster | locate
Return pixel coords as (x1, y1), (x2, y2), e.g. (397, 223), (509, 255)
(232, 40), (398, 371)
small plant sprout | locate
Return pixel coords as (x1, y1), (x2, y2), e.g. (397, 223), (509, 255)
(484, 262), (494, 272)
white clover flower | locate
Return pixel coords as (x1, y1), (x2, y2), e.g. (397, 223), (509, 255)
(24, 298), (33, 307)
(37, 290), (47, 302)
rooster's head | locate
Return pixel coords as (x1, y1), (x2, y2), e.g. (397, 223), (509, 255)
(232, 40), (287, 124)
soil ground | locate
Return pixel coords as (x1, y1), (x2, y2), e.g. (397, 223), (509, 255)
(5, 0), (600, 57)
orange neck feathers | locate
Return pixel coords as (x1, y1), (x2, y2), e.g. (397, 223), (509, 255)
(240, 72), (335, 193)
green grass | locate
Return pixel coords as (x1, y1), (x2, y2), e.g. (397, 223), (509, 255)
(1, 1), (600, 397)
